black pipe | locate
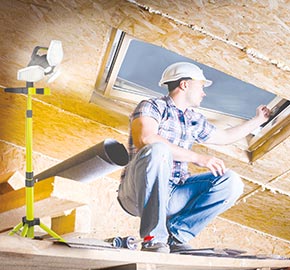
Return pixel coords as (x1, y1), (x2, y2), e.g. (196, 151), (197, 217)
(34, 139), (129, 183)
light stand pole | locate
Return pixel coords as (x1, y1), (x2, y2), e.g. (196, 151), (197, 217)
(5, 83), (65, 242)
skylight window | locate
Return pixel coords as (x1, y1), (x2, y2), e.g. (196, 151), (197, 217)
(96, 29), (275, 120)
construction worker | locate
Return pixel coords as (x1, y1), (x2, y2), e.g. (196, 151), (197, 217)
(117, 62), (271, 253)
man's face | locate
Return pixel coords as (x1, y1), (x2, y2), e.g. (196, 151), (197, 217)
(184, 80), (206, 107)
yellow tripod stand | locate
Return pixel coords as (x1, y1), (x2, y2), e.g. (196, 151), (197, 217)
(5, 82), (65, 242)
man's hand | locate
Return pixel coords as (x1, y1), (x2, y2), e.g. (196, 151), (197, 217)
(256, 105), (271, 125)
(194, 154), (226, 177)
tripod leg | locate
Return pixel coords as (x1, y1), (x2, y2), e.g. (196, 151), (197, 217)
(27, 225), (35, 238)
(9, 222), (24, 236)
(21, 224), (29, 237)
(39, 222), (66, 243)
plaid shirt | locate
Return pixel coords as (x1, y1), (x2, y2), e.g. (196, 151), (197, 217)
(123, 95), (216, 184)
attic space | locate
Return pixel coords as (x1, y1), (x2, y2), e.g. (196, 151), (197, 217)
(0, 1), (289, 269)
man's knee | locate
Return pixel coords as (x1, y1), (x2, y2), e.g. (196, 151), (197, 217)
(224, 169), (244, 200)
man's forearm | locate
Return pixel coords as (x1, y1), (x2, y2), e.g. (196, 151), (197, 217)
(206, 105), (270, 145)
(206, 116), (263, 145)
(222, 115), (264, 144)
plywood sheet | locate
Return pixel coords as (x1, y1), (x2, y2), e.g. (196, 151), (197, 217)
(267, 170), (290, 195)
(0, 235), (289, 270)
(135, 0), (290, 68)
(191, 142), (290, 187)
(222, 187), (290, 241)
(0, 90), (128, 160)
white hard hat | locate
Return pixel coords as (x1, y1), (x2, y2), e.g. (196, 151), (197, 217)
(159, 62), (212, 87)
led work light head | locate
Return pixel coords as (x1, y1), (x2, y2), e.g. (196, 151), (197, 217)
(17, 40), (63, 83)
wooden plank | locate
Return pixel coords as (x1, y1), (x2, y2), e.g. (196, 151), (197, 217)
(222, 188), (290, 241)
(51, 206), (91, 235)
(0, 177), (91, 231)
(51, 209), (77, 236)
(0, 171), (24, 194)
(0, 235), (289, 270)
(250, 121), (290, 162)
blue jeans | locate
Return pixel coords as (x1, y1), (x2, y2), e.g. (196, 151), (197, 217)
(118, 142), (244, 244)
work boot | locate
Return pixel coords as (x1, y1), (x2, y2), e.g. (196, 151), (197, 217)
(168, 236), (193, 253)
(169, 242), (193, 253)
(141, 237), (170, 253)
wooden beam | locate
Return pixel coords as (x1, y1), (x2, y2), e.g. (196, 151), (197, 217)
(250, 121), (290, 162)
(51, 206), (91, 235)
(0, 235), (289, 270)
(0, 177), (91, 231)
(0, 171), (24, 194)
(51, 209), (77, 236)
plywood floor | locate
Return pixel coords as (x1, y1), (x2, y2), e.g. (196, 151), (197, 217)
(0, 235), (289, 270)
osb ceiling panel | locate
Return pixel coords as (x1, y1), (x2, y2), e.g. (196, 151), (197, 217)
(222, 185), (290, 241)
(266, 170), (290, 195)
(0, 90), (128, 160)
(135, 0), (290, 67)
(191, 143), (290, 190)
